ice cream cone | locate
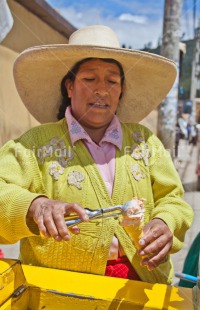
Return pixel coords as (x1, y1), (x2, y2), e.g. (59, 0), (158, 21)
(120, 197), (145, 249)
(123, 218), (144, 249)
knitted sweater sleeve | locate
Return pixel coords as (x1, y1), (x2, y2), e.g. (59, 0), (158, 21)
(0, 139), (45, 244)
(147, 132), (194, 253)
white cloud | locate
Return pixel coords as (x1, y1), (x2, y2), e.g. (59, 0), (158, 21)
(112, 19), (162, 49)
(118, 13), (147, 24)
(58, 6), (104, 28)
(58, 6), (163, 49)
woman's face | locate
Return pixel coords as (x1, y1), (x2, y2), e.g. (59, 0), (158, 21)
(65, 58), (123, 129)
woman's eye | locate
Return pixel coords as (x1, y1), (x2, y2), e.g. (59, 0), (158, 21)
(108, 80), (117, 84)
(84, 78), (95, 81)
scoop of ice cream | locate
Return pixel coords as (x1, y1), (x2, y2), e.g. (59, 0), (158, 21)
(120, 197), (145, 226)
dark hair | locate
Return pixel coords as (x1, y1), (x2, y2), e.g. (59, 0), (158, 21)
(57, 57), (125, 120)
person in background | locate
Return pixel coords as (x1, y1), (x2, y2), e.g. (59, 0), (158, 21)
(0, 25), (193, 284)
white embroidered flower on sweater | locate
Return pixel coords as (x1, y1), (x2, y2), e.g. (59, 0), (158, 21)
(50, 137), (65, 151)
(49, 161), (64, 180)
(67, 171), (84, 189)
(58, 157), (69, 168)
(141, 144), (151, 166)
(131, 144), (143, 160)
(58, 149), (74, 168)
(133, 131), (145, 143)
(131, 164), (145, 181)
(131, 130), (151, 166)
(38, 145), (52, 164)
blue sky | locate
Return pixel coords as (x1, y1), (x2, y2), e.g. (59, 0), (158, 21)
(46, 0), (198, 49)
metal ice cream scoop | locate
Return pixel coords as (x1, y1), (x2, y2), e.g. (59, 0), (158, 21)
(65, 199), (144, 227)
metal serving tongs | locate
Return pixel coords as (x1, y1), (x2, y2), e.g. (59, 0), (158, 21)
(65, 200), (139, 228)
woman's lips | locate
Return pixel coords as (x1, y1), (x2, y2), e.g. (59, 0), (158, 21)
(89, 103), (109, 109)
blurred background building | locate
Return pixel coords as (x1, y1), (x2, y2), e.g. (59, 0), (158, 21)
(0, 0), (76, 146)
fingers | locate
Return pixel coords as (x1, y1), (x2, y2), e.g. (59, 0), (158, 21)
(52, 210), (71, 241)
(32, 202), (64, 240)
(28, 198), (89, 242)
(70, 226), (80, 235)
(33, 202), (51, 238)
(64, 203), (89, 221)
(137, 218), (173, 270)
(139, 237), (171, 270)
(140, 247), (169, 271)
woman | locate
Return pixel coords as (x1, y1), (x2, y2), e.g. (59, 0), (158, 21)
(0, 25), (193, 284)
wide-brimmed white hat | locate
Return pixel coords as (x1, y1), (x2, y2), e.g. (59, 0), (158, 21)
(13, 25), (177, 123)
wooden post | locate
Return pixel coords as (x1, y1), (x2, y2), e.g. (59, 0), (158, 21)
(157, 0), (182, 156)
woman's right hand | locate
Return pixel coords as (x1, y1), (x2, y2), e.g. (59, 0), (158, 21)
(27, 197), (89, 241)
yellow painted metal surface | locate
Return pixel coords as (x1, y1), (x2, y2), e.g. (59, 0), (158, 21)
(0, 259), (197, 309)
(23, 264), (194, 309)
(0, 259), (25, 306)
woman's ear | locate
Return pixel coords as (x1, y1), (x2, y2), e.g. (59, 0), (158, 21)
(65, 79), (73, 98)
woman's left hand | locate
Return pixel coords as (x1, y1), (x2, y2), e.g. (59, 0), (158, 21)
(137, 218), (173, 270)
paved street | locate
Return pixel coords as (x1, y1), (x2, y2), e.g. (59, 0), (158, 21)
(0, 241), (19, 259)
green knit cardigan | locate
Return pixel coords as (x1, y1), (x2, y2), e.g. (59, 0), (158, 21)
(0, 119), (193, 284)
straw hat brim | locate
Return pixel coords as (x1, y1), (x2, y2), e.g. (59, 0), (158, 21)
(13, 44), (177, 124)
